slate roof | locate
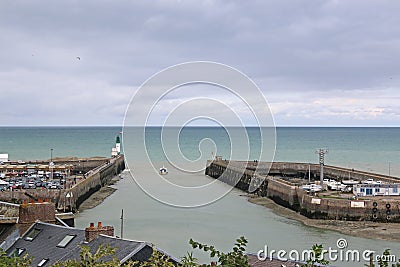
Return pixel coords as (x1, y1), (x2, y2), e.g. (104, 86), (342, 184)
(5, 221), (174, 266)
(58, 234), (152, 264)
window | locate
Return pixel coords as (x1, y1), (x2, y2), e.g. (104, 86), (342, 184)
(360, 188), (365, 193)
(9, 248), (25, 257)
(393, 187), (398, 193)
(366, 188), (373, 195)
(38, 258), (48, 267)
(375, 188), (380, 193)
(57, 235), (76, 248)
(25, 228), (41, 241)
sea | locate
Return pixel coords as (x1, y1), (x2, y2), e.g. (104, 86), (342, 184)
(1, 126), (400, 266)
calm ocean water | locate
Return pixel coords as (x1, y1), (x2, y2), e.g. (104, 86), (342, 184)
(1, 127), (400, 266)
(1, 127), (399, 176)
(0, 127), (120, 160)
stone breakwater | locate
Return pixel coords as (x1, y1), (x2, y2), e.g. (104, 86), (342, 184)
(205, 160), (400, 222)
(0, 155), (125, 212)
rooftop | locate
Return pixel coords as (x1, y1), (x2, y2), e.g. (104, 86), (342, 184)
(5, 221), (175, 266)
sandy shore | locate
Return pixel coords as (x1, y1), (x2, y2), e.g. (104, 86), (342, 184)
(247, 195), (400, 242)
(78, 176), (120, 211)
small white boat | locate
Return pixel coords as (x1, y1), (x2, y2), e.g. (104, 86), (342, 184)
(159, 166), (168, 175)
(301, 184), (312, 191)
(363, 178), (375, 184)
(327, 180), (341, 190)
(310, 184), (323, 192)
(301, 184), (322, 192)
(342, 179), (359, 185)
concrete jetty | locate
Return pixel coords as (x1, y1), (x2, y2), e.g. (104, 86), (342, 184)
(206, 159), (400, 222)
(0, 155), (125, 212)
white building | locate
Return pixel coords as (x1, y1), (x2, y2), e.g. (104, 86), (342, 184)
(353, 184), (400, 197)
(0, 154), (9, 163)
(111, 148), (118, 157)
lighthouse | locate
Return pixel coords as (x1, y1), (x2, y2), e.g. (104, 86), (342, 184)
(111, 135), (121, 157)
(116, 136), (121, 155)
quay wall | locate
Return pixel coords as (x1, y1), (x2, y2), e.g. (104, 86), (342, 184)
(266, 179), (299, 209)
(0, 156), (125, 211)
(206, 160), (400, 222)
(63, 155), (125, 210)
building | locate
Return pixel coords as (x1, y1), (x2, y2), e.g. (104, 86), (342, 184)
(0, 200), (75, 250)
(0, 200), (177, 266)
(5, 221), (177, 266)
(0, 154), (9, 163)
(353, 184), (400, 197)
(111, 147), (118, 157)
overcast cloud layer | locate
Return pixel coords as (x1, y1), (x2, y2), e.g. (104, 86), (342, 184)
(0, 0), (399, 126)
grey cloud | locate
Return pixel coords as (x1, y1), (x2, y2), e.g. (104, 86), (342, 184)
(0, 0), (399, 125)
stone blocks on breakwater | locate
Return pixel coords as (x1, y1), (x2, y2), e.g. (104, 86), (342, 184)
(205, 160), (400, 222)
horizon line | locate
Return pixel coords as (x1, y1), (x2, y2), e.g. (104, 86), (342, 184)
(0, 125), (399, 128)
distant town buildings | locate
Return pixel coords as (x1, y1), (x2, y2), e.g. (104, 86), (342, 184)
(0, 154), (8, 163)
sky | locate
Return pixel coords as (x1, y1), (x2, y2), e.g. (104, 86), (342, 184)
(0, 0), (399, 126)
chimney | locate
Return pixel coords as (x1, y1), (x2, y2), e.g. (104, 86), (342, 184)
(85, 221), (114, 242)
(19, 201), (56, 224)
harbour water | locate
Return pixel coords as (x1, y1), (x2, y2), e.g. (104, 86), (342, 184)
(1, 126), (400, 266)
(76, 170), (400, 266)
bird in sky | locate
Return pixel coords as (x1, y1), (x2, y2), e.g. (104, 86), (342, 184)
(77, 56), (81, 60)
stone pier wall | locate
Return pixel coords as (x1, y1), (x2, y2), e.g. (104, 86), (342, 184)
(206, 160), (400, 222)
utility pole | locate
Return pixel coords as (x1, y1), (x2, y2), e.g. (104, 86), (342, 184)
(316, 149), (328, 185)
(389, 162), (391, 176)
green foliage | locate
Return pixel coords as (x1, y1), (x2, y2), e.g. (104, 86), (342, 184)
(302, 244), (329, 267)
(0, 249), (32, 267)
(181, 252), (199, 267)
(132, 236), (250, 267)
(51, 244), (120, 267)
(130, 247), (175, 267)
(189, 236), (251, 267)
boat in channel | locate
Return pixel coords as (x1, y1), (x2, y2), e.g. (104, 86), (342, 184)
(159, 166), (168, 175)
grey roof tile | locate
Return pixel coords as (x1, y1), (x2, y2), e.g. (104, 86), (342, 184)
(5, 221), (177, 266)
(7, 222), (86, 266)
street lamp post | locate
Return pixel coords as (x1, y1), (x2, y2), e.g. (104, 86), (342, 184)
(50, 148), (54, 180)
